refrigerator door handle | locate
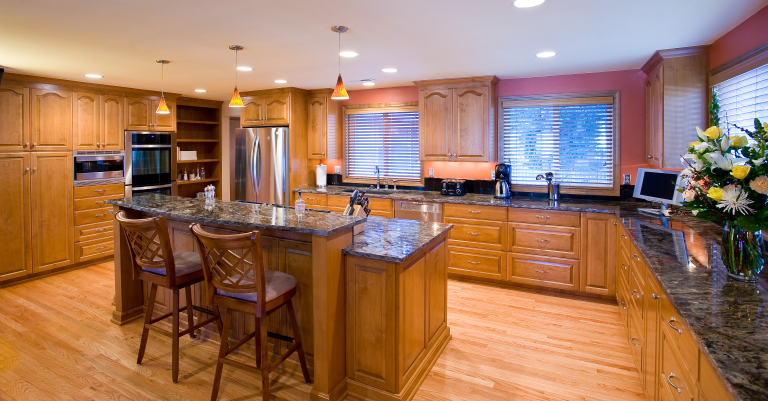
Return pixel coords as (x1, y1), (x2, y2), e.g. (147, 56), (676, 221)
(253, 136), (262, 193)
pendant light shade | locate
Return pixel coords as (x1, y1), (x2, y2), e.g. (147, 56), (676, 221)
(229, 45), (246, 108)
(331, 26), (350, 100)
(156, 60), (171, 114)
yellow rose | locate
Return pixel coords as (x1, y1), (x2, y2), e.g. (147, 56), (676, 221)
(730, 136), (749, 148)
(689, 141), (701, 148)
(707, 187), (724, 201)
(704, 126), (722, 140)
(731, 165), (751, 180)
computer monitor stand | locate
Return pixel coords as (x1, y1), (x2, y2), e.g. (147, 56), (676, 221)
(638, 203), (670, 217)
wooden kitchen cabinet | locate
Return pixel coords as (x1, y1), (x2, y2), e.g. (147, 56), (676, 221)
(101, 95), (124, 149)
(241, 95), (266, 126)
(644, 272), (662, 401)
(580, 213), (617, 296)
(152, 98), (176, 131)
(31, 152), (74, 272)
(0, 153), (32, 282)
(240, 91), (291, 127)
(307, 89), (342, 160)
(74, 92), (101, 150)
(415, 76), (498, 162)
(30, 88), (72, 151)
(641, 46), (709, 168)
(0, 85), (30, 152)
(125, 97), (174, 131)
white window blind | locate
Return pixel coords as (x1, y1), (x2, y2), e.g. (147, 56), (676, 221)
(713, 64), (768, 138)
(345, 108), (420, 181)
(500, 97), (615, 188)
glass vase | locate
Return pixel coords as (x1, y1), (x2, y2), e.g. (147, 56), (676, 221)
(721, 221), (765, 282)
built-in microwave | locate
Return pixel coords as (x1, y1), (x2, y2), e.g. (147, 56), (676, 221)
(73, 151), (124, 182)
(125, 131), (175, 197)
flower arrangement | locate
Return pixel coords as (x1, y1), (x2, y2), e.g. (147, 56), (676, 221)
(678, 93), (767, 281)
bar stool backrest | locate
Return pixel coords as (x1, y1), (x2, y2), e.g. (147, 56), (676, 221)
(115, 210), (176, 287)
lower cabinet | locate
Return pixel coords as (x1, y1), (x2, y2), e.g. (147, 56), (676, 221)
(447, 245), (506, 281)
(507, 253), (579, 291)
(580, 213), (617, 296)
(0, 153), (32, 282)
(31, 152), (74, 272)
(73, 183), (121, 263)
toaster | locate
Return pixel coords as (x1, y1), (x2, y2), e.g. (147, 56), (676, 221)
(441, 179), (466, 196)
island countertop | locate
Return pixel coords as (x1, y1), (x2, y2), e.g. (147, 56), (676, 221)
(107, 194), (365, 236)
(344, 216), (453, 263)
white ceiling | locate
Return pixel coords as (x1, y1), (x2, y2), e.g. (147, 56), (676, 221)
(2, 0), (766, 100)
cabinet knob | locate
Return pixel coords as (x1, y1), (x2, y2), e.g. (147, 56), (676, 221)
(25, 142), (29, 147)
(449, 153), (453, 157)
(26, 168), (30, 171)
(32, 143), (37, 147)
(97, 143), (100, 147)
(647, 155), (652, 159)
(32, 167), (37, 171)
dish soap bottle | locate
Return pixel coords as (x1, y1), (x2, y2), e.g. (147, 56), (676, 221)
(295, 185), (305, 216)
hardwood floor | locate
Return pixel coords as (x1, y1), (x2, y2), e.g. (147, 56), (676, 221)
(0, 261), (643, 401)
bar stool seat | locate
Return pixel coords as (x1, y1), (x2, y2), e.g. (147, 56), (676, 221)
(216, 270), (297, 303)
(142, 252), (204, 278)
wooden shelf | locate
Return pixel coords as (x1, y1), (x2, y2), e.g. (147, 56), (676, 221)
(176, 139), (219, 143)
(177, 159), (220, 164)
(177, 119), (219, 125)
(177, 178), (219, 186)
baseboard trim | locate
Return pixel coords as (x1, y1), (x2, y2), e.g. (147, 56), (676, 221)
(0, 256), (112, 289)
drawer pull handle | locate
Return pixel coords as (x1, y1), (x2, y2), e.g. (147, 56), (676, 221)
(468, 261), (481, 264)
(621, 263), (627, 270)
(97, 228), (105, 232)
(468, 210), (482, 214)
(668, 318), (682, 334)
(652, 293), (659, 300)
(632, 254), (640, 261)
(535, 238), (550, 243)
(666, 373), (682, 394)
(94, 189), (106, 192)
(468, 232), (482, 236)
(95, 214), (105, 217)
(535, 269), (549, 274)
(631, 289), (640, 299)
(535, 215), (550, 219)
(620, 301), (627, 310)
(621, 234), (627, 239)
(95, 201), (104, 204)
(95, 246), (106, 250)
(630, 337), (639, 347)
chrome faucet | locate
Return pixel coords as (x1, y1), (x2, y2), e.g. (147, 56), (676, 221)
(375, 166), (381, 189)
(536, 172), (560, 201)
(384, 180), (389, 190)
(392, 180), (397, 191)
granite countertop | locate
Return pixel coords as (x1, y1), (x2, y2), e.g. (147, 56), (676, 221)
(344, 216), (453, 263)
(107, 194), (365, 236)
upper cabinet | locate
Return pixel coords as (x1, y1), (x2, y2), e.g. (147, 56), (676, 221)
(101, 95), (125, 150)
(0, 85), (30, 152)
(74, 93), (125, 151)
(30, 87), (72, 151)
(125, 96), (175, 132)
(307, 89), (342, 160)
(641, 46), (709, 169)
(415, 76), (498, 162)
(240, 91), (290, 127)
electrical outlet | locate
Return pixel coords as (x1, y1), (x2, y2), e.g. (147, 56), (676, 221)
(334, 166), (341, 174)
(491, 171), (495, 180)
(428, 168), (434, 178)
(623, 174), (631, 185)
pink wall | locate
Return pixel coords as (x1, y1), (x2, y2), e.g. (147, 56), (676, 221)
(711, 5), (768, 70)
(324, 69), (650, 184)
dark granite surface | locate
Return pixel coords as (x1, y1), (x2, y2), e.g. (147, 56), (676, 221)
(106, 194), (365, 236)
(344, 216), (453, 263)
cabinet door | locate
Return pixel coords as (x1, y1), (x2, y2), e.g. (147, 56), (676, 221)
(241, 96), (265, 126)
(73, 92), (100, 150)
(265, 95), (290, 125)
(0, 154), (32, 282)
(0, 85), (30, 151)
(580, 213), (617, 296)
(102, 95), (125, 150)
(308, 96), (328, 159)
(30, 88), (72, 151)
(644, 275), (662, 401)
(453, 86), (489, 161)
(278, 240), (314, 360)
(419, 89), (452, 161)
(646, 65), (663, 167)
(125, 97), (151, 131)
(31, 152), (74, 272)
(152, 98), (176, 132)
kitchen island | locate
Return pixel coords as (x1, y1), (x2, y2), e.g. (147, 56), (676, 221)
(107, 194), (452, 401)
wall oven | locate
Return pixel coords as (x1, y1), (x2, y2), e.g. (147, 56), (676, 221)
(125, 131), (175, 197)
(74, 151), (124, 183)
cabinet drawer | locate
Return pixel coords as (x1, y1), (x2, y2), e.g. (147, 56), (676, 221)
(628, 265), (645, 324)
(445, 217), (506, 251)
(660, 296), (699, 380)
(75, 221), (114, 242)
(369, 210), (394, 218)
(74, 183), (124, 199)
(629, 243), (647, 285)
(75, 207), (113, 226)
(628, 312), (644, 377)
(444, 203), (506, 221)
(619, 225), (631, 255)
(660, 334), (696, 401)
(74, 194), (119, 211)
(327, 194), (350, 208)
(508, 223), (579, 259)
(618, 249), (630, 288)
(302, 193), (327, 206)
(507, 253), (578, 291)
(508, 208), (580, 227)
(617, 276), (629, 332)
(368, 198), (393, 212)
(76, 238), (114, 263)
(447, 246), (506, 280)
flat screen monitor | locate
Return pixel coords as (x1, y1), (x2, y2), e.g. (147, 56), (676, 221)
(633, 168), (685, 205)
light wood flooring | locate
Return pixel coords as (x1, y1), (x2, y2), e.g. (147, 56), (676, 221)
(0, 261), (644, 401)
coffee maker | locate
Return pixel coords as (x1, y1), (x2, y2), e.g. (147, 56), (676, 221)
(495, 163), (511, 199)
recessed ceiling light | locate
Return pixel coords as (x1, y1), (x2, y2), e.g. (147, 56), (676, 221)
(274, 79), (287, 84)
(536, 51), (556, 58)
(85, 74), (102, 78)
(339, 51), (359, 58)
(382, 68), (398, 73)
(513, 0), (546, 8)
(194, 89), (206, 92)
(363, 82), (375, 86)
(236, 66), (252, 71)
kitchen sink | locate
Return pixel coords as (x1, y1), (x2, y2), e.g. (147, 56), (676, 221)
(341, 188), (396, 195)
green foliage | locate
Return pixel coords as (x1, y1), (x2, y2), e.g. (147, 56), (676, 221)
(709, 92), (720, 127)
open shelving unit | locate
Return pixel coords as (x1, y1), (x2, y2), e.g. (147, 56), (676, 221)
(174, 98), (223, 199)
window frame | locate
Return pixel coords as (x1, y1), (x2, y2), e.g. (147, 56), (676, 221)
(497, 91), (621, 196)
(342, 101), (424, 186)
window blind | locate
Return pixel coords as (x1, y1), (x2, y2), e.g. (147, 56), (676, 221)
(345, 109), (420, 180)
(500, 99), (615, 188)
(713, 64), (768, 138)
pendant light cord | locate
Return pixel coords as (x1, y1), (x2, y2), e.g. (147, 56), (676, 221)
(338, 32), (341, 74)
(161, 62), (164, 96)
(235, 48), (238, 87)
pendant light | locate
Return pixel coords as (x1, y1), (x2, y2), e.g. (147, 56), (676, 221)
(331, 26), (349, 100)
(155, 60), (170, 114)
(229, 45), (245, 107)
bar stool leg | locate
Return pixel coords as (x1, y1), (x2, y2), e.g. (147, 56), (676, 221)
(172, 288), (180, 383)
(185, 287), (196, 339)
(211, 309), (232, 401)
(260, 318), (270, 400)
(287, 299), (312, 384)
(137, 283), (158, 365)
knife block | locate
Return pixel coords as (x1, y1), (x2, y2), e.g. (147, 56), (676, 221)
(352, 205), (366, 235)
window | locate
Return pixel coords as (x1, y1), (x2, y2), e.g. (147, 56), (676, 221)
(713, 64), (768, 139)
(344, 104), (421, 183)
(499, 93), (619, 194)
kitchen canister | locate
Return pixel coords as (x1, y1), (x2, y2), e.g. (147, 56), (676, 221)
(316, 163), (327, 187)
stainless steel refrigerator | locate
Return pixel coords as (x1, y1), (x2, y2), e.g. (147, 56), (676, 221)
(233, 127), (290, 205)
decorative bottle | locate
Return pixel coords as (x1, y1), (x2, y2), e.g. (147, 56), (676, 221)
(295, 185), (306, 216)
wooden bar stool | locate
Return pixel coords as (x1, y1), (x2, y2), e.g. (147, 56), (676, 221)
(115, 211), (221, 383)
(190, 224), (311, 401)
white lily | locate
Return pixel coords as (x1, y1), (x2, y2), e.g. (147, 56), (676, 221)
(705, 151), (749, 171)
(696, 126), (708, 142)
(693, 142), (710, 152)
(715, 185), (755, 215)
(720, 135), (731, 153)
(755, 157), (766, 166)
